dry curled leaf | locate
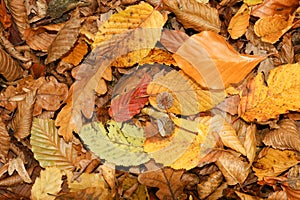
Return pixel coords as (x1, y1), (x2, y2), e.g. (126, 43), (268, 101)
(9, 89), (36, 141)
(163, 0), (221, 32)
(46, 8), (81, 64)
(138, 167), (188, 200)
(228, 4), (250, 39)
(0, 48), (24, 81)
(197, 171), (223, 199)
(263, 119), (300, 152)
(0, 118), (9, 163)
(8, 157), (32, 183)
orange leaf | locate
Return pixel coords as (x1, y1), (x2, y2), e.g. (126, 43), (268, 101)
(62, 39), (89, 66)
(254, 14), (294, 44)
(165, 31), (266, 89)
(228, 4), (250, 39)
(0, 0), (11, 29)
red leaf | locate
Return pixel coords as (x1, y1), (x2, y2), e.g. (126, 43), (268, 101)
(109, 73), (151, 122)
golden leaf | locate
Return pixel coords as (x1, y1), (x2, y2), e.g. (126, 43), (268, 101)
(147, 70), (225, 115)
(243, 0), (262, 5)
(0, 48), (23, 82)
(31, 118), (79, 170)
(163, 0), (221, 32)
(56, 2), (165, 141)
(31, 167), (63, 200)
(170, 31), (266, 89)
(254, 14), (294, 44)
(239, 63), (300, 122)
(46, 8), (81, 64)
(253, 148), (300, 180)
(263, 119), (300, 152)
(228, 4), (250, 39)
(0, 118), (9, 163)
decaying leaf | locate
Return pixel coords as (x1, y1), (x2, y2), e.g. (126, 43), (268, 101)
(254, 14), (294, 44)
(165, 31), (266, 89)
(163, 0), (221, 32)
(147, 70), (225, 115)
(79, 121), (149, 166)
(56, 2), (165, 141)
(263, 119), (300, 152)
(31, 167), (63, 200)
(228, 4), (250, 39)
(253, 148), (300, 180)
(31, 118), (79, 170)
(8, 157), (32, 183)
(0, 118), (10, 163)
(0, 48), (23, 81)
(46, 8), (81, 64)
(197, 171), (223, 199)
(138, 167), (188, 200)
(239, 63), (300, 122)
(9, 89), (36, 141)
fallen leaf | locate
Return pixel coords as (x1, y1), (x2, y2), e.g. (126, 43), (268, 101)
(243, 0), (262, 6)
(31, 167), (63, 200)
(239, 63), (300, 122)
(254, 14), (294, 44)
(228, 4), (250, 39)
(163, 0), (221, 32)
(0, 118), (9, 163)
(0, 0), (11, 29)
(61, 39), (89, 66)
(79, 121), (150, 166)
(0, 48), (24, 81)
(55, 187), (112, 200)
(165, 31), (266, 89)
(263, 119), (300, 152)
(8, 157), (32, 183)
(197, 171), (223, 199)
(31, 118), (79, 170)
(24, 28), (57, 51)
(267, 190), (288, 200)
(138, 167), (188, 200)
(122, 175), (149, 200)
(56, 2), (165, 141)
(160, 29), (189, 53)
(253, 148), (300, 180)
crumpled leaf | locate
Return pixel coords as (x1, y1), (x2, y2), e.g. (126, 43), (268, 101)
(253, 148), (300, 180)
(263, 119), (300, 152)
(163, 0), (221, 32)
(239, 63), (300, 122)
(251, 0), (299, 19)
(109, 73), (151, 122)
(254, 14), (294, 44)
(147, 70), (225, 115)
(31, 167), (63, 200)
(31, 118), (79, 170)
(46, 8), (81, 64)
(228, 4), (250, 39)
(138, 167), (188, 200)
(56, 2), (165, 141)
(163, 31), (266, 89)
(8, 157), (32, 183)
(216, 151), (250, 185)
(9, 89), (36, 141)
(0, 48), (23, 82)
(197, 171), (223, 199)
(0, 118), (10, 163)
(79, 121), (150, 166)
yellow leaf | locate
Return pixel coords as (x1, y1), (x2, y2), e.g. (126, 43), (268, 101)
(243, 0), (262, 5)
(31, 167), (63, 200)
(55, 2), (165, 141)
(253, 148), (300, 181)
(147, 70), (225, 115)
(240, 63), (300, 122)
(254, 14), (294, 44)
(228, 4), (250, 39)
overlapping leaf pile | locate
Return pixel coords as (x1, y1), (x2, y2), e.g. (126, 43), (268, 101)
(0, 0), (300, 199)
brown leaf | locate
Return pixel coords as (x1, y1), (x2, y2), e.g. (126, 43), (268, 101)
(0, 118), (10, 163)
(263, 119), (300, 152)
(197, 171), (223, 199)
(251, 0), (299, 19)
(0, 0), (11, 29)
(8, 0), (30, 40)
(55, 187), (112, 200)
(46, 8), (81, 64)
(0, 48), (24, 81)
(216, 151), (250, 185)
(267, 191), (288, 200)
(160, 29), (189, 53)
(228, 4), (250, 39)
(138, 167), (188, 200)
(279, 33), (294, 64)
(9, 89), (36, 141)
(8, 157), (32, 183)
(163, 0), (221, 32)
(24, 28), (57, 51)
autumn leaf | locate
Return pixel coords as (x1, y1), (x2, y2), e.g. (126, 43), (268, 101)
(228, 4), (250, 39)
(0, 48), (23, 82)
(0, 0), (11, 29)
(56, 2), (165, 141)
(8, 157), (32, 183)
(109, 73), (151, 122)
(163, 0), (221, 32)
(243, 0), (262, 5)
(31, 167), (63, 200)
(239, 63), (300, 122)
(138, 167), (188, 200)
(55, 187), (112, 200)
(0, 118), (9, 163)
(162, 31), (266, 89)
(197, 171), (223, 199)
(61, 39), (89, 66)
(30, 118), (79, 170)
(79, 121), (149, 166)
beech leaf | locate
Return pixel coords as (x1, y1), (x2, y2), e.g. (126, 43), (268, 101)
(0, 48), (24, 82)
(228, 4), (250, 39)
(197, 171), (223, 199)
(0, 118), (10, 163)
